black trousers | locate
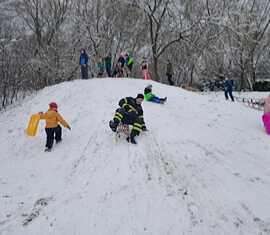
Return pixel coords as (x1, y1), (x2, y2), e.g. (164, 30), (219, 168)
(106, 67), (111, 77)
(225, 89), (234, 101)
(45, 125), (62, 149)
(114, 108), (143, 135)
(81, 65), (88, 79)
(167, 74), (174, 85)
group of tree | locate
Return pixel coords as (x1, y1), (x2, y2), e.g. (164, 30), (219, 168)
(1, 0), (270, 109)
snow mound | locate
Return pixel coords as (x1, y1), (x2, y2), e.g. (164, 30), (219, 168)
(0, 78), (270, 235)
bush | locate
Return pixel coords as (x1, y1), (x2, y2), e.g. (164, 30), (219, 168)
(253, 81), (270, 91)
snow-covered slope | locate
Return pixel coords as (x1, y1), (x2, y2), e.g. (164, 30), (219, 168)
(0, 78), (270, 235)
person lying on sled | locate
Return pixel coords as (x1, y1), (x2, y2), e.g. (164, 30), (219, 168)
(144, 84), (167, 104)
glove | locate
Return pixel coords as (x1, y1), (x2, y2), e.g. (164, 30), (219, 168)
(67, 125), (71, 130)
(142, 126), (147, 131)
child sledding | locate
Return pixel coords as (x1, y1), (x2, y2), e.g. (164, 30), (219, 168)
(144, 84), (167, 104)
(109, 94), (147, 144)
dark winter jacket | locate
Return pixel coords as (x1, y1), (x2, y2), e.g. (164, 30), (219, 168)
(224, 79), (234, 91)
(118, 56), (126, 68)
(119, 97), (144, 117)
(104, 55), (112, 69)
(166, 62), (173, 75)
(79, 52), (89, 65)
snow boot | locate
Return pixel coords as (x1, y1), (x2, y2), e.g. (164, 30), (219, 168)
(126, 136), (137, 144)
(44, 147), (52, 152)
(128, 129), (138, 144)
(130, 136), (137, 144)
(160, 97), (167, 104)
(109, 120), (118, 132)
(142, 125), (147, 131)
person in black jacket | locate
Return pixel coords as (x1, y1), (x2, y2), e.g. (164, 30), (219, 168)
(104, 52), (112, 77)
(224, 78), (234, 101)
(109, 94), (146, 144)
(166, 60), (174, 85)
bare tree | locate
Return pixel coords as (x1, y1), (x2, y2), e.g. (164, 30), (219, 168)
(140, 0), (186, 81)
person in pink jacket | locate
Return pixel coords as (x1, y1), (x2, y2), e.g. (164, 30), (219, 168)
(141, 58), (152, 80)
(262, 95), (270, 134)
(263, 95), (270, 114)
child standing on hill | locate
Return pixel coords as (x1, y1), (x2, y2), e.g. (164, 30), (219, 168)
(39, 102), (71, 152)
(141, 58), (152, 80)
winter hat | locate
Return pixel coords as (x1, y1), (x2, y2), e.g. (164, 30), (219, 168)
(146, 84), (152, 90)
(136, 94), (144, 99)
(49, 102), (58, 109)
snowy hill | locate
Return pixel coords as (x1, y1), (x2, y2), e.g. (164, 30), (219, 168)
(0, 78), (270, 235)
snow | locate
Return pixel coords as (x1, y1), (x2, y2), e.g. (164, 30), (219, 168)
(0, 78), (270, 235)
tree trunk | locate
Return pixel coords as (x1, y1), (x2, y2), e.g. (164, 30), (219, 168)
(153, 56), (159, 81)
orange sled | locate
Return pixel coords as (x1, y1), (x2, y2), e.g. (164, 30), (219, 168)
(26, 114), (40, 136)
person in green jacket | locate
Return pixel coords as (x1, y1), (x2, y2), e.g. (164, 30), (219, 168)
(125, 53), (134, 77)
(144, 84), (167, 104)
(104, 53), (112, 77)
(97, 57), (104, 77)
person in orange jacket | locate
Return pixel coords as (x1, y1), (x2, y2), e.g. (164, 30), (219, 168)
(39, 102), (71, 152)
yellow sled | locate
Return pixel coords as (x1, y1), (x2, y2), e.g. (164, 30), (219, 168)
(26, 114), (40, 136)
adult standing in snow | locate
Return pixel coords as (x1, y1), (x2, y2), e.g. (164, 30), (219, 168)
(224, 78), (234, 102)
(166, 60), (174, 85)
(104, 52), (112, 77)
(262, 95), (270, 134)
(117, 52), (126, 68)
(113, 52), (126, 77)
(109, 94), (147, 144)
(112, 62), (124, 78)
(79, 49), (89, 79)
(96, 55), (104, 77)
(39, 102), (71, 152)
